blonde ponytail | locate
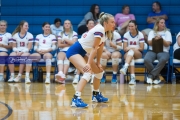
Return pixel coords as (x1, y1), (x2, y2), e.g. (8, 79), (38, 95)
(12, 20), (27, 36)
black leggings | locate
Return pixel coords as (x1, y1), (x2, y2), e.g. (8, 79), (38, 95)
(174, 48), (180, 59)
(78, 25), (88, 35)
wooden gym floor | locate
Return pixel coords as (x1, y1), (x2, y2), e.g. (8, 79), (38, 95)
(0, 74), (180, 120)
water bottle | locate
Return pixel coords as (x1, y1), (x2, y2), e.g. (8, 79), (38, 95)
(171, 73), (176, 84)
(38, 67), (43, 82)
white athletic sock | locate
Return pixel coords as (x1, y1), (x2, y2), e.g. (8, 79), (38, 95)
(75, 91), (81, 98)
(113, 71), (117, 74)
(93, 89), (99, 92)
(46, 73), (50, 77)
(26, 72), (29, 77)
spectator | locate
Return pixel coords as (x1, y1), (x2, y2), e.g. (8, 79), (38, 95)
(142, 1), (168, 43)
(120, 20), (144, 85)
(173, 32), (180, 59)
(115, 5), (135, 36)
(8, 20), (33, 83)
(50, 18), (63, 36)
(0, 20), (12, 82)
(78, 4), (100, 35)
(144, 18), (172, 85)
(55, 20), (78, 84)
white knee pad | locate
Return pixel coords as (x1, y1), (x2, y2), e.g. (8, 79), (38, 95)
(130, 59), (134, 66)
(112, 58), (119, 65)
(127, 49), (134, 56)
(57, 60), (63, 65)
(82, 72), (92, 82)
(94, 71), (104, 79)
(64, 59), (70, 65)
(26, 59), (32, 66)
(100, 58), (107, 66)
(46, 59), (52, 66)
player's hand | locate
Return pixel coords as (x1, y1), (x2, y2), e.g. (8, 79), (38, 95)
(17, 51), (23, 56)
(97, 63), (103, 72)
(83, 64), (91, 72)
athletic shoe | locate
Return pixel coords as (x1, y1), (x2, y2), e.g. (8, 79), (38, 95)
(25, 77), (31, 84)
(111, 74), (117, 83)
(8, 76), (14, 82)
(14, 75), (21, 83)
(120, 66), (128, 75)
(92, 92), (109, 103)
(90, 74), (95, 84)
(71, 97), (88, 108)
(153, 80), (161, 84)
(72, 75), (79, 84)
(0, 75), (4, 82)
(45, 76), (50, 84)
(100, 73), (106, 83)
(129, 76), (136, 85)
(147, 77), (153, 84)
(55, 71), (66, 81)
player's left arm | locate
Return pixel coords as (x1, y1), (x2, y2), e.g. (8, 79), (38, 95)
(96, 41), (104, 64)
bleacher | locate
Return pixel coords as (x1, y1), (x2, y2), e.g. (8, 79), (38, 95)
(1, 0), (180, 36)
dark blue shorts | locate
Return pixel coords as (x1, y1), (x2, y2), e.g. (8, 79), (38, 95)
(66, 41), (87, 59)
(34, 51), (55, 59)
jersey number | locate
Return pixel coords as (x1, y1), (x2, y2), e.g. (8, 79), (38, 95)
(83, 34), (87, 38)
(130, 41), (137, 45)
(20, 42), (25, 47)
(43, 40), (46, 44)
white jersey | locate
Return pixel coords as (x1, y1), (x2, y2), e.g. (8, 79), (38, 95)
(35, 34), (56, 50)
(105, 31), (122, 52)
(148, 30), (172, 52)
(57, 31), (78, 51)
(78, 24), (106, 53)
(11, 32), (33, 51)
(0, 32), (12, 52)
(50, 24), (63, 36)
(173, 32), (180, 52)
(123, 31), (144, 48)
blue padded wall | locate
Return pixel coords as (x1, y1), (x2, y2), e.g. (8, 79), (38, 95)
(1, 0), (180, 35)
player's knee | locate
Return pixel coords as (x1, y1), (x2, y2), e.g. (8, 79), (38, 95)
(129, 59), (134, 66)
(64, 59), (70, 65)
(82, 72), (92, 82)
(46, 59), (52, 66)
(94, 71), (104, 79)
(57, 60), (63, 65)
(127, 49), (134, 56)
(100, 58), (107, 66)
(112, 58), (119, 65)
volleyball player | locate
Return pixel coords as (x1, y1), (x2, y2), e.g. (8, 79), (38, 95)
(55, 20), (78, 83)
(100, 30), (122, 83)
(25, 22), (56, 84)
(8, 20), (33, 83)
(66, 12), (115, 108)
(0, 20), (12, 82)
(120, 20), (144, 85)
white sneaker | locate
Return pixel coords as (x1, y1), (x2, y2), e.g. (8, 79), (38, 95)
(8, 76), (14, 82)
(0, 75), (4, 82)
(147, 77), (153, 84)
(91, 74), (95, 84)
(120, 66), (128, 75)
(45, 76), (50, 84)
(153, 80), (161, 84)
(129, 77), (136, 85)
(55, 71), (66, 81)
(14, 75), (21, 83)
(25, 77), (31, 84)
(72, 75), (79, 84)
